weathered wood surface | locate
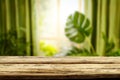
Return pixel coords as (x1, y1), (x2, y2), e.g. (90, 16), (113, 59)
(0, 57), (120, 79)
(0, 56), (120, 64)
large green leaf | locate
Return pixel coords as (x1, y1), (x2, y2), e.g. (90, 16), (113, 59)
(65, 11), (92, 43)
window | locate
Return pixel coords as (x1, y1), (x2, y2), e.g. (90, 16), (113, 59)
(35, 0), (84, 56)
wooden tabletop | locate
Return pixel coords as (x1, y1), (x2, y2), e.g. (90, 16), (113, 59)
(0, 56), (120, 79)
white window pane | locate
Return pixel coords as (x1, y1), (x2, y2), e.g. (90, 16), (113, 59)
(59, 0), (79, 37)
(36, 0), (58, 38)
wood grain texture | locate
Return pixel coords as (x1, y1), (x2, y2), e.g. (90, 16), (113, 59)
(0, 56), (120, 64)
(0, 57), (120, 79)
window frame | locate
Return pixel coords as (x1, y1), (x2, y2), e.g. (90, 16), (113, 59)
(0, 56), (120, 79)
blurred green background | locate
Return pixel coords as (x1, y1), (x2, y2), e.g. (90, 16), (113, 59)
(0, 0), (120, 56)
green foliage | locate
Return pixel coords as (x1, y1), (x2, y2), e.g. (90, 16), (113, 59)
(65, 11), (95, 56)
(102, 33), (115, 54)
(65, 11), (92, 43)
(106, 49), (120, 56)
(102, 33), (120, 56)
(65, 11), (120, 56)
(0, 29), (27, 56)
(66, 46), (97, 56)
(39, 41), (58, 56)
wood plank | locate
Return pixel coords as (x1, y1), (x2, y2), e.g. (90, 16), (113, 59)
(0, 64), (120, 79)
(1, 64), (120, 73)
(0, 57), (120, 79)
(0, 56), (120, 64)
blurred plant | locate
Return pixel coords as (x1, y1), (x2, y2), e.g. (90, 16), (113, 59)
(65, 11), (95, 56)
(65, 11), (120, 56)
(39, 41), (58, 56)
(108, 49), (120, 56)
(65, 11), (92, 43)
(102, 33), (120, 56)
(102, 33), (115, 55)
(66, 46), (97, 56)
(0, 29), (28, 56)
